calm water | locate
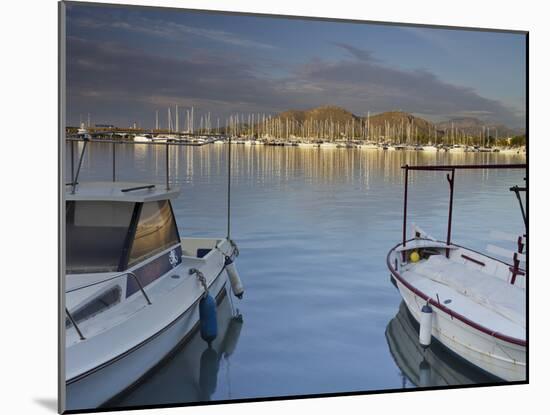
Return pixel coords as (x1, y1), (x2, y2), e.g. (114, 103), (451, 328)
(67, 143), (525, 406)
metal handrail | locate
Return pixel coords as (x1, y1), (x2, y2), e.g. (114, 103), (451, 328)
(126, 271), (152, 305)
(66, 271), (152, 304)
(65, 308), (85, 340)
(65, 271), (152, 342)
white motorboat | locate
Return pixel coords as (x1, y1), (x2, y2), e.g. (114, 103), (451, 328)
(64, 140), (244, 411)
(386, 163), (526, 382)
(107, 290), (244, 406)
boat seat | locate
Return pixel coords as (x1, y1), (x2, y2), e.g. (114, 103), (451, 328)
(412, 255), (526, 328)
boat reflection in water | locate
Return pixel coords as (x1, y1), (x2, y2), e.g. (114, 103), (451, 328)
(385, 302), (498, 388)
(108, 289), (244, 407)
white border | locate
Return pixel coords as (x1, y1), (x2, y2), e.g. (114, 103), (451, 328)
(2, 0), (547, 414)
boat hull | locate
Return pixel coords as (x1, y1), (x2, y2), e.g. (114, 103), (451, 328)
(66, 270), (229, 410)
(392, 271), (526, 382)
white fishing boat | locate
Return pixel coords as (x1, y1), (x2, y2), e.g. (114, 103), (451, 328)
(386, 163), (527, 382)
(64, 139), (244, 411)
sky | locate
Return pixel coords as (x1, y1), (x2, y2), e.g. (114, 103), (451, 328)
(65, 3), (526, 129)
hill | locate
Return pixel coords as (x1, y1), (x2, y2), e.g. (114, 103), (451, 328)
(255, 105), (519, 143)
(278, 105), (360, 123)
(366, 111), (439, 140)
(437, 118), (521, 138)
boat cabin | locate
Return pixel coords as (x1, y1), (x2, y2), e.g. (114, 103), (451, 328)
(66, 182), (181, 275)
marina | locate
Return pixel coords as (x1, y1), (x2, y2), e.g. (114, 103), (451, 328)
(65, 142), (526, 408)
(68, 106), (526, 154)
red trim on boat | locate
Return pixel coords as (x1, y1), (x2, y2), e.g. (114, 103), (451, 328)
(461, 254), (485, 267)
(387, 241), (526, 347)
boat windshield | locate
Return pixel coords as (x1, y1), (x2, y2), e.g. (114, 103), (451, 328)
(128, 200), (179, 267)
(66, 201), (135, 274)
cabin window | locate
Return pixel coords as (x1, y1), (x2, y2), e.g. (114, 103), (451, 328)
(66, 285), (122, 328)
(128, 200), (179, 267)
(66, 201), (135, 274)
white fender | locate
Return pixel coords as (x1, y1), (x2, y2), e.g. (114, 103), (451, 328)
(419, 304), (433, 348)
(225, 257), (244, 299)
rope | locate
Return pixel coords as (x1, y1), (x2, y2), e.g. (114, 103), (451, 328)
(189, 268), (208, 295)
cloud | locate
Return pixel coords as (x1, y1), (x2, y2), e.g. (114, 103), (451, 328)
(71, 14), (275, 50)
(287, 44), (522, 125)
(66, 35), (523, 128)
(333, 43), (376, 62)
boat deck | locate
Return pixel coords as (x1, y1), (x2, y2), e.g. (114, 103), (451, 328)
(401, 254), (525, 341)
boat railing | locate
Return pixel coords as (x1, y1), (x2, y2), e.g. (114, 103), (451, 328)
(65, 271), (152, 341)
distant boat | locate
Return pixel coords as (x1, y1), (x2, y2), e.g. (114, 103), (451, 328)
(77, 122), (91, 139)
(420, 145), (438, 152)
(133, 134), (153, 142)
(358, 143), (378, 150)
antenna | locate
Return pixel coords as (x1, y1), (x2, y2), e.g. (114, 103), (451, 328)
(227, 136), (232, 239)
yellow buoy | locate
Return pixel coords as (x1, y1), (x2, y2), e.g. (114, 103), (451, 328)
(410, 251), (420, 263)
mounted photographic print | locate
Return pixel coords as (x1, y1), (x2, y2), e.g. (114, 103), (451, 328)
(58, 1), (528, 413)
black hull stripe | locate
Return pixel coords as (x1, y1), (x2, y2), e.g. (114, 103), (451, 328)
(67, 265), (227, 385)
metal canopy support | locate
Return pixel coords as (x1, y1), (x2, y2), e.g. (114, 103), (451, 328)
(165, 142), (170, 190)
(70, 140), (75, 185)
(510, 185), (527, 227)
(401, 163), (527, 260)
(445, 169), (456, 258)
(402, 165), (409, 249)
(112, 141), (116, 182)
(71, 139), (88, 194)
